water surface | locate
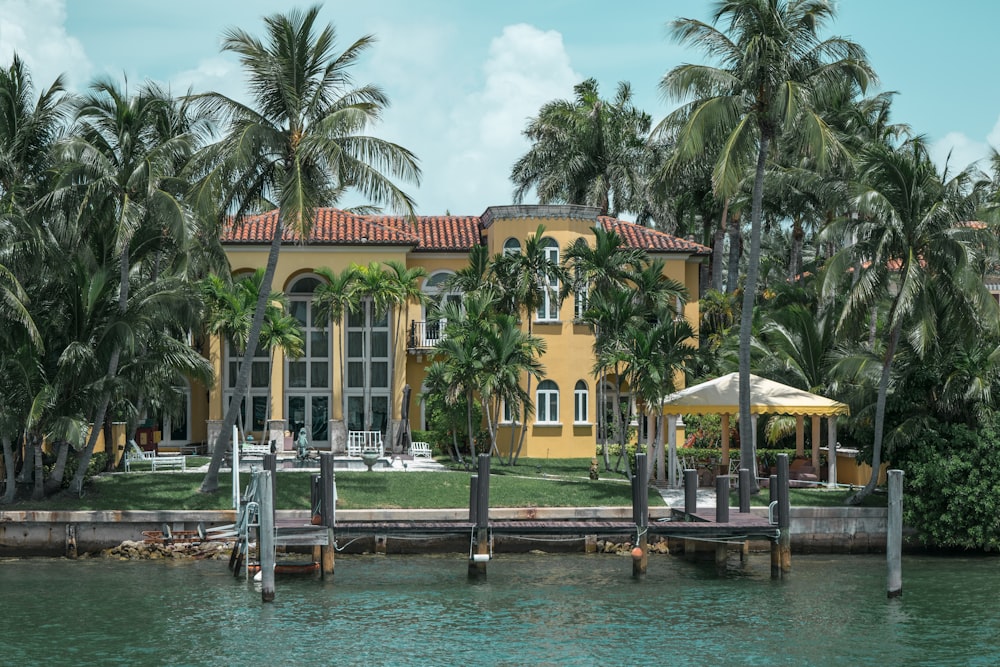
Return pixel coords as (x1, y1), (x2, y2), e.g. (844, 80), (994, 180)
(3, 553), (998, 666)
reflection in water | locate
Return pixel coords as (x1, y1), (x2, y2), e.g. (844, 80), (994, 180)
(2, 554), (1000, 666)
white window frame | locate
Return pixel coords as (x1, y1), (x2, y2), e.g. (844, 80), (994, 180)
(535, 238), (560, 322)
(574, 380), (589, 424)
(535, 380), (560, 425)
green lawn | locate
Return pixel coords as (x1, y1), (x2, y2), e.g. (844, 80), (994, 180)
(9, 459), (649, 511)
(4, 457), (885, 511)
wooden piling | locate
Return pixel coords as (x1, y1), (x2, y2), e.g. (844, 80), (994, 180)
(264, 453), (277, 512)
(777, 454), (791, 575)
(632, 453), (648, 576)
(258, 471), (275, 602)
(469, 454), (490, 578)
(715, 474), (729, 567)
(887, 469), (903, 598)
(320, 453), (336, 577)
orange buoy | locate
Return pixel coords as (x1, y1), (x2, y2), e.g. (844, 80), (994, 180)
(631, 547), (644, 559)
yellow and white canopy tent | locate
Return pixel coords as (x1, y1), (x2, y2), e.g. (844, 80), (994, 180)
(659, 373), (849, 488)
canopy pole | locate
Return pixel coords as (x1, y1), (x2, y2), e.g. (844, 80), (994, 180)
(720, 413), (730, 465)
(811, 415), (821, 471)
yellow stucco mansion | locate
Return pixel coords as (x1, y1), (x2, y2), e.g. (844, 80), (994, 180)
(169, 204), (708, 459)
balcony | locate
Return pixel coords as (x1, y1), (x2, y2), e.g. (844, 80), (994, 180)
(408, 320), (446, 352)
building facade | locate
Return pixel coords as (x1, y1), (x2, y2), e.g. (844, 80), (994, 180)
(190, 204), (708, 458)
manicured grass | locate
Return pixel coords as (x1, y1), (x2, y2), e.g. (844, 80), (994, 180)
(4, 457), (885, 511)
(7, 464), (651, 512)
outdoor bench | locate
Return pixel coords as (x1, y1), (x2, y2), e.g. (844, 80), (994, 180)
(151, 455), (186, 472)
(409, 441), (433, 458)
(241, 443), (272, 457)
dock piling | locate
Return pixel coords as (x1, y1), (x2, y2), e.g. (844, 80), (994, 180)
(258, 471), (275, 602)
(770, 454), (791, 578)
(887, 469), (903, 598)
(684, 469), (697, 514)
(738, 469), (751, 513)
(469, 454), (490, 578)
(320, 453), (336, 577)
(632, 453), (649, 576)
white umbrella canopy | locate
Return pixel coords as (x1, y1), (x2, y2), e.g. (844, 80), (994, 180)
(661, 372), (849, 417)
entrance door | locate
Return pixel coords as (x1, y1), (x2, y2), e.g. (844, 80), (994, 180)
(345, 300), (390, 435)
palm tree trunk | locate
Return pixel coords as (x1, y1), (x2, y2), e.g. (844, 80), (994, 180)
(465, 389), (475, 456)
(43, 441), (69, 493)
(201, 216), (284, 493)
(30, 437), (44, 500)
(1, 435), (16, 504)
(738, 134), (770, 494)
(510, 318), (534, 465)
(712, 200), (728, 291)
(850, 323), (900, 504)
(789, 217), (803, 284)
(726, 210), (741, 294)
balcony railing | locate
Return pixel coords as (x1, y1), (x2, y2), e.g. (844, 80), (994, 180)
(408, 320), (446, 351)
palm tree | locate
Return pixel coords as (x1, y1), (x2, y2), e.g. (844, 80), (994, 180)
(493, 225), (566, 464)
(384, 260), (428, 452)
(660, 0), (874, 490)
(511, 78), (651, 217)
(192, 6), (420, 492)
(824, 140), (998, 502)
(53, 78), (194, 494)
(312, 265), (359, 438)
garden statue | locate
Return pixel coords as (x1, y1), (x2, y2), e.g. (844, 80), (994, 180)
(296, 427), (309, 460)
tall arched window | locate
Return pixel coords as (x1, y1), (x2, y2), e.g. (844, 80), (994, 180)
(574, 380), (589, 424)
(503, 238), (521, 255)
(421, 271), (461, 346)
(536, 237), (559, 321)
(536, 380), (560, 424)
(286, 275), (330, 446)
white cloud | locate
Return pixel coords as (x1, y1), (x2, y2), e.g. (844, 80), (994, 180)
(0, 0), (90, 90)
(930, 131), (989, 176)
(169, 56), (242, 101)
(436, 24), (581, 215)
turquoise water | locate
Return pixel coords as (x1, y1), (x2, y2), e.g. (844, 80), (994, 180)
(3, 553), (1000, 666)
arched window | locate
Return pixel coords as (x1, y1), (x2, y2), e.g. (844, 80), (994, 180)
(574, 380), (589, 424)
(536, 237), (560, 321)
(503, 238), (521, 255)
(536, 380), (560, 424)
(286, 275), (330, 446)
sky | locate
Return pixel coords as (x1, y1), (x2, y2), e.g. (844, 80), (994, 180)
(1, 0), (999, 217)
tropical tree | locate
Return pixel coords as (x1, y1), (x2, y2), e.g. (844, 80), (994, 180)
(660, 0), (874, 490)
(823, 140), (999, 503)
(493, 225), (566, 464)
(192, 6), (419, 492)
(384, 260), (428, 452)
(511, 78), (652, 218)
(52, 78), (195, 495)
(312, 265), (359, 436)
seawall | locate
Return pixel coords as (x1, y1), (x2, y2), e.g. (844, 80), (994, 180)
(0, 506), (889, 557)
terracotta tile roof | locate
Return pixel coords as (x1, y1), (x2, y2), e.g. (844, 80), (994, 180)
(222, 208), (422, 245)
(599, 217), (712, 255)
(221, 207), (708, 255)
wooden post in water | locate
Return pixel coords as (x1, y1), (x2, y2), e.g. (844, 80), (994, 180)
(469, 454), (490, 578)
(887, 469), (903, 598)
(632, 453), (649, 576)
(320, 453), (336, 577)
(258, 470), (275, 602)
(777, 454), (791, 575)
(684, 469), (698, 514)
(715, 474), (730, 567)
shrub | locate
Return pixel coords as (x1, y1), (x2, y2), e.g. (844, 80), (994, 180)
(892, 417), (1000, 551)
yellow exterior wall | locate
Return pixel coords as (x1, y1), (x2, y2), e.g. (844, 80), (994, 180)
(207, 206), (704, 458)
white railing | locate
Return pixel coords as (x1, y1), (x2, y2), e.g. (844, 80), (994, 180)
(347, 431), (384, 457)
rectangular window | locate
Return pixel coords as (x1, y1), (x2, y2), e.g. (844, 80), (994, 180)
(574, 388), (588, 424)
